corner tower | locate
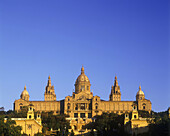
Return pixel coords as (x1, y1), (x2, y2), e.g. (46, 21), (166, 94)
(74, 66), (91, 94)
(136, 86), (145, 101)
(20, 85), (30, 101)
(27, 104), (34, 119)
(109, 76), (121, 101)
(44, 76), (56, 101)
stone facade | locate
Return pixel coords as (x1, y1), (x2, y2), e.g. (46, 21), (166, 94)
(14, 66), (152, 133)
(5, 104), (42, 136)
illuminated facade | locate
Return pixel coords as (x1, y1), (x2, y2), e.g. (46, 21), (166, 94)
(5, 104), (42, 136)
(14, 66), (152, 133)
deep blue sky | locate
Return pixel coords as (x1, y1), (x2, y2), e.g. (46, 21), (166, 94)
(0, 0), (169, 112)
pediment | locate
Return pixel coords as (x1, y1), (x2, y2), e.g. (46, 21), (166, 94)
(74, 91), (93, 101)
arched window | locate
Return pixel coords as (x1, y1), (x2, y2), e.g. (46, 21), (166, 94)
(67, 103), (70, 110)
(80, 103), (85, 110)
(133, 106), (136, 110)
(81, 85), (85, 91)
(75, 104), (78, 110)
(96, 106), (98, 110)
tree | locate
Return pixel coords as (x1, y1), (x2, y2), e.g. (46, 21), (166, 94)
(148, 113), (170, 136)
(70, 129), (74, 136)
(34, 132), (43, 136)
(0, 116), (22, 136)
(41, 112), (70, 136)
(86, 112), (129, 136)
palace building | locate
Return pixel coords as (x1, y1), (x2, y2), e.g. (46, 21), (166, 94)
(14, 66), (152, 133)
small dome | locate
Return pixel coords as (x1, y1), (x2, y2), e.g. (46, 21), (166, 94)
(137, 86), (144, 95)
(75, 66), (90, 84)
(21, 85), (29, 96)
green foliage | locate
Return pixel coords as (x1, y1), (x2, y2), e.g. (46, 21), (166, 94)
(0, 109), (27, 136)
(0, 116), (22, 136)
(3, 107), (28, 118)
(70, 129), (74, 136)
(34, 132), (43, 136)
(134, 110), (170, 136)
(138, 110), (152, 118)
(41, 112), (70, 135)
(86, 112), (130, 136)
(147, 111), (170, 136)
(90, 129), (94, 136)
(22, 133), (28, 136)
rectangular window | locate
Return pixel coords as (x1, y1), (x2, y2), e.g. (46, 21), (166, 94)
(81, 85), (85, 91)
(87, 86), (89, 90)
(88, 113), (92, 118)
(80, 113), (85, 118)
(80, 103), (85, 110)
(74, 113), (78, 118)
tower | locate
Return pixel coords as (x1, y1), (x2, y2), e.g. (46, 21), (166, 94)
(124, 113), (130, 125)
(74, 66), (91, 94)
(131, 105), (139, 120)
(27, 104), (34, 119)
(36, 112), (42, 125)
(44, 76), (56, 101)
(20, 85), (30, 101)
(136, 86), (145, 101)
(109, 76), (121, 101)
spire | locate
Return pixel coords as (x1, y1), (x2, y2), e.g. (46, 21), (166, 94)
(48, 75), (51, 86)
(24, 85), (26, 90)
(114, 76), (118, 86)
(81, 65), (85, 74)
(139, 85), (141, 90)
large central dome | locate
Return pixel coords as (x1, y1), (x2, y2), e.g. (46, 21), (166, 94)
(75, 66), (90, 84)
(75, 66), (91, 94)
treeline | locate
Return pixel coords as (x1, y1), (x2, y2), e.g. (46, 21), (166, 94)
(0, 109), (169, 136)
(85, 110), (170, 136)
(86, 112), (130, 136)
(41, 111), (70, 135)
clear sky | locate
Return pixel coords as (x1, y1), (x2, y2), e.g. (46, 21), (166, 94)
(0, 0), (169, 112)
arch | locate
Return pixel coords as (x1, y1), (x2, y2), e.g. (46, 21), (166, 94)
(95, 103), (98, 105)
